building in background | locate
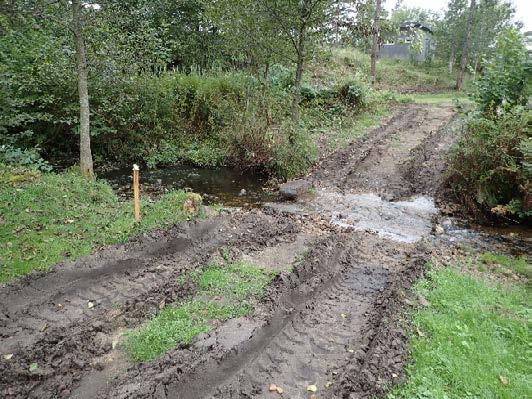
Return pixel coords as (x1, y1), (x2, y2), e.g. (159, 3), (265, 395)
(380, 22), (434, 62)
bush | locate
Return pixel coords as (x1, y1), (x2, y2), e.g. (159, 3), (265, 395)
(447, 108), (531, 221)
(337, 77), (371, 108)
(473, 28), (528, 115)
(0, 144), (52, 171)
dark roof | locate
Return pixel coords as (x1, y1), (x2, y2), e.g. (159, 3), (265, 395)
(399, 21), (433, 34)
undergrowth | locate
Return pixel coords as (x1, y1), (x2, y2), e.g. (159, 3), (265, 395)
(0, 164), (199, 283)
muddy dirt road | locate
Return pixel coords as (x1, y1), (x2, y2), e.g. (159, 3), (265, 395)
(1, 103), (510, 398)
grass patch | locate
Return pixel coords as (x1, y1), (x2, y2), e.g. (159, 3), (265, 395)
(0, 165), (199, 283)
(124, 259), (275, 362)
(399, 92), (472, 105)
(123, 300), (249, 362)
(303, 101), (388, 153)
(312, 47), (462, 92)
(390, 264), (531, 399)
(478, 252), (531, 279)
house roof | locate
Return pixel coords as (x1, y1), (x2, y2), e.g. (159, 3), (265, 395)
(399, 21), (433, 34)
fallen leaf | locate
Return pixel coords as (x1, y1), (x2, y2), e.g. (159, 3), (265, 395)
(340, 313), (347, 319)
(499, 374), (508, 385)
(269, 383), (278, 392)
(87, 301), (94, 309)
(276, 387), (283, 394)
(392, 373), (398, 378)
(307, 384), (317, 393)
(416, 327), (425, 337)
(40, 323), (48, 332)
(3, 354), (13, 360)
(29, 362), (38, 372)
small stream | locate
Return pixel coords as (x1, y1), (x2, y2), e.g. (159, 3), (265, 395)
(100, 164), (275, 207)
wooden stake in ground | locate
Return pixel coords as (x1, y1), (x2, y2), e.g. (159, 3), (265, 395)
(133, 164), (141, 223)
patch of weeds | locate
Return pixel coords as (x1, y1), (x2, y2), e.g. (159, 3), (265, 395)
(196, 261), (274, 302)
(389, 266), (530, 399)
(124, 259), (275, 362)
(123, 300), (249, 362)
(479, 252), (531, 278)
(0, 166), (198, 283)
(399, 92), (472, 105)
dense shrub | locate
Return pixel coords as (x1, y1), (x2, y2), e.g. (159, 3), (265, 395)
(447, 108), (530, 221)
(0, 144), (52, 171)
(447, 29), (531, 223)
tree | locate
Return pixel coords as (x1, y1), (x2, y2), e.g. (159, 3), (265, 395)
(370, 0), (382, 85)
(71, 0), (93, 177)
(260, 0), (331, 124)
(456, 0), (476, 90)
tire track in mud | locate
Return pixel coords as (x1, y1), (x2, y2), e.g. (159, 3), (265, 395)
(0, 211), (306, 398)
(211, 245), (393, 399)
(1, 104), (459, 398)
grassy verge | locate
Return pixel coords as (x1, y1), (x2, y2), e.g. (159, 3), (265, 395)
(398, 92), (473, 105)
(390, 254), (530, 399)
(123, 259), (275, 362)
(304, 100), (388, 153)
(0, 165), (200, 283)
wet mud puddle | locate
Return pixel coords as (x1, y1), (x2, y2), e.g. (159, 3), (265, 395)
(314, 192), (437, 243)
(100, 164), (274, 206)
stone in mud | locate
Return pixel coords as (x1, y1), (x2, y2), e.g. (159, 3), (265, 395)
(279, 179), (312, 200)
(434, 225), (445, 235)
(183, 193), (202, 215)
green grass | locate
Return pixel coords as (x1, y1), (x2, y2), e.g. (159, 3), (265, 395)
(311, 47), (464, 93)
(399, 92), (473, 105)
(479, 252), (531, 278)
(124, 260), (275, 362)
(0, 165), (198, 283)
(390, 263), (531, 399)
(303, 101), (388, 153)
(122, 300), (249, 362)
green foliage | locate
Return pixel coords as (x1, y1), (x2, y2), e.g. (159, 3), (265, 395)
(390, 266), (530, 399)
(447, 108), (530, 220)
(0, 144), (52, 171)
(123, 300), (248, 362)
(448, 29), (530, 222)
(0, 166), (195, 283)
(479, 252), (531, 278)
(124, 259), (274, 361)
(473, 28), (528, 115)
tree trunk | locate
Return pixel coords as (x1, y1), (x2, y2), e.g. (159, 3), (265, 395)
(291, 27), (306, 127)
(370, 0), (382, 86)
(456, 0), (476, 91)
(448, 42), (455, 74)
(71, 0), (93, 177)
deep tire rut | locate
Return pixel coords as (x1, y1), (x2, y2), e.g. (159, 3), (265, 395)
(1, 103), (459, 399)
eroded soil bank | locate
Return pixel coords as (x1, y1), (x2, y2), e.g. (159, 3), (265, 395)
(1, 104), (528, 399)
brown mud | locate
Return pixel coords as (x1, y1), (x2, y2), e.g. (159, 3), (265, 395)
(1, 103), (527, 399)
